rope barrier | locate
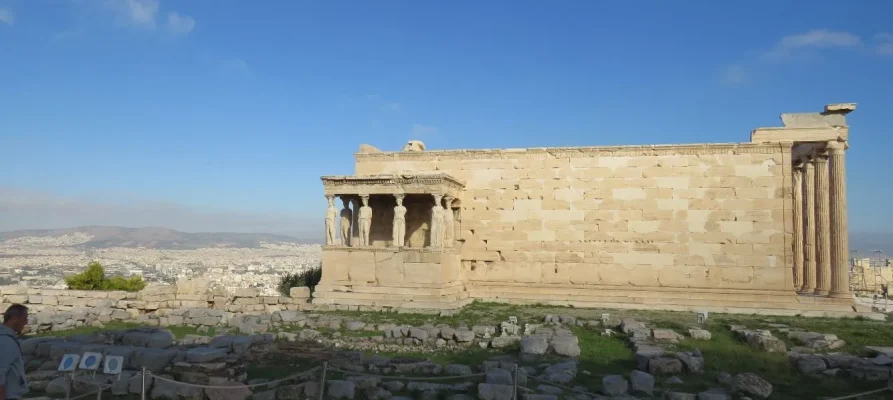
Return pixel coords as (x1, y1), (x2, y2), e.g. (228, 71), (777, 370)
(328, 367), (487, 381)
(66, 372), (145, 400)
(826, 387), (891, 400)
(149, 366), (322, 389)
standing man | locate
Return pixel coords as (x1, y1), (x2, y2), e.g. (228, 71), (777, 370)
(0, 304), (29, 400)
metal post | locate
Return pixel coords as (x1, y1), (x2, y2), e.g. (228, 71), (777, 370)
(512, 365), (518, 400)
(318, 362), (328, 400)
(65, 374), (72, 400)
(140, 367), (147, 400)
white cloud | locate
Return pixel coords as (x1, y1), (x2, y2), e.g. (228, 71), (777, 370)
(106, 0), (159, 28)
(166, 11), (194, 35)
(719, 65), (748, 85)
(0, 187), (312, 235)
(411, 124), (438, 138)
(0, 8), (14, 26)
(767, 29), (862, 58)
(100, 0), (194, 36)
(875, 33), (893, 56)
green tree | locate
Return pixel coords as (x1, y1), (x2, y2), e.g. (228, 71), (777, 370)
(277, 263), (322, 295)
(65, 262), (147, 292)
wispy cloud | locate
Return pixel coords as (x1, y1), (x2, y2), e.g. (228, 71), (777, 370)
(410, 124), (438, 138)
(0, 8), (14, 26)
(166, 11), (194, 35)
(100, 0), (194, 36)
(771, 29), (862, 56)
(875, 33), (893, 56)
(0, 187), (312, 235)
(718, 65), (748, 86)
(720, 29), (888, 85)
(106, 0), (159, 28)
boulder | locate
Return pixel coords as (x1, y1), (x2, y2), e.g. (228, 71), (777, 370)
(664, 391), (697, 400)
(540, 360), (577, 384)
(601, 375), (628, 396)
(689, 328), (712, 340)
(630, 370), (654, 395)
(652, 329), (684, 343)
(478, 383), (513, 400)
(520, 335), (549, 355)
(445, 364), (473, 376)
(697, 388), (731, 400)
(486, 368), (513, 385)
(550, 335), (581, 357)
(648, 357), (683, 375)
(186, 347), (228, 363)
(676, 351), (705, 374)
(327, 380), (356, 400)
(796, 355), (828, 374)
(733, 373), (772, 399)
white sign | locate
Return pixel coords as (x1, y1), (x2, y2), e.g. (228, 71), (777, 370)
(103, 355), (124, 375)
(58, 354), (80, 372)
(79, 352), (103, 371)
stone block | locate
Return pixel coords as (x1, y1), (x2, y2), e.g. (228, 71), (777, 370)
(289, 287), (311, 299)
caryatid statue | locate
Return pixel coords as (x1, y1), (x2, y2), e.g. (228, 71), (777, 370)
(325, 195), (337, 245)
(430, 194), (444, 247)
(358, 195), (372, 246)
(442, 196), (453, 246)
(392, 194), (407, 247)
(339, 197), (352, 246)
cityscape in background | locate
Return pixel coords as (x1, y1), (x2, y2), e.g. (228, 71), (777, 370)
(0, 227), (322, 295)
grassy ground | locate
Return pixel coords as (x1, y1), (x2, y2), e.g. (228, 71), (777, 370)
(33, 302), (893, 398)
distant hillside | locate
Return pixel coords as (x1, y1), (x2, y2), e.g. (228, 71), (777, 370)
(0, 226), (319, 249)
(850, 232), (893, 259)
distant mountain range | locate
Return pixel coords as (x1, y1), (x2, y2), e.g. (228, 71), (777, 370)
(0, 226), (320, 250)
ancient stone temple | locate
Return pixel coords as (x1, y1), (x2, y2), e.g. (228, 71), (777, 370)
(314, 103), (865, 317)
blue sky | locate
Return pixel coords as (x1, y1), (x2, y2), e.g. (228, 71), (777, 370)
(1, 0), (892, 237)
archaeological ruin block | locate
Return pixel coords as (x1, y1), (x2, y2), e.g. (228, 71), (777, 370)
(314, 103), (864, 317)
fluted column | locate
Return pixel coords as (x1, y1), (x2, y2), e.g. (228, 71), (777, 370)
(828, 141), (851, 298)
(814, 151), (831, 295)
(792, 162), (805, 291)
(802, 157), (817, 292)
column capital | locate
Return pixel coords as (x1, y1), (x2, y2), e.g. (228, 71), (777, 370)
(827, 140), (848, 153)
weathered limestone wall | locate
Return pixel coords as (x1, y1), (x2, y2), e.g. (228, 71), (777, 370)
(354, 144), (801, 307)
(0, 283), (310, 332)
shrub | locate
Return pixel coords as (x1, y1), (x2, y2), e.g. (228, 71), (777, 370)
(65, 261), (147, 292)
(278, 263), (323, 295)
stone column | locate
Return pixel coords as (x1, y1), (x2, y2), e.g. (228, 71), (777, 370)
(792, 162), (805, 291)
(802, 157), (817, 293)
(828, 141), (852, 298)
(350, 197), (360, 247)
(814, 151), (831, 295)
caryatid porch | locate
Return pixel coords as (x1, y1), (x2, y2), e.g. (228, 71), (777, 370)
(314, 174), (471, 310)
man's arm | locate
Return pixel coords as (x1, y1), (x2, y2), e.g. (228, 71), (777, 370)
(0, 336), (14, 400)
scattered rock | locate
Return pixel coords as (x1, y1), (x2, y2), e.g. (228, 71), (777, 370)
(327, 380), (356, 400)
(478, 383), (513, 400)
(689, 328), (712, 340)
(520, 335), (549, 355)
(733, 373), (772, 399)
(630, 370), (654, 395)
(676, 351), (705, 374)
(648, 357), (683, 375)
(550, 335), (581, 357)
(601, 375), (628, 396)
(666, 376), (684, 385)
(872, 354), (893, 366)
(652, 329), (684, 343)
(697, 388), (731, 400)
(445, 364), (473, 375)
(664, 391), (697, 400)
(796, 355), (828, 374)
